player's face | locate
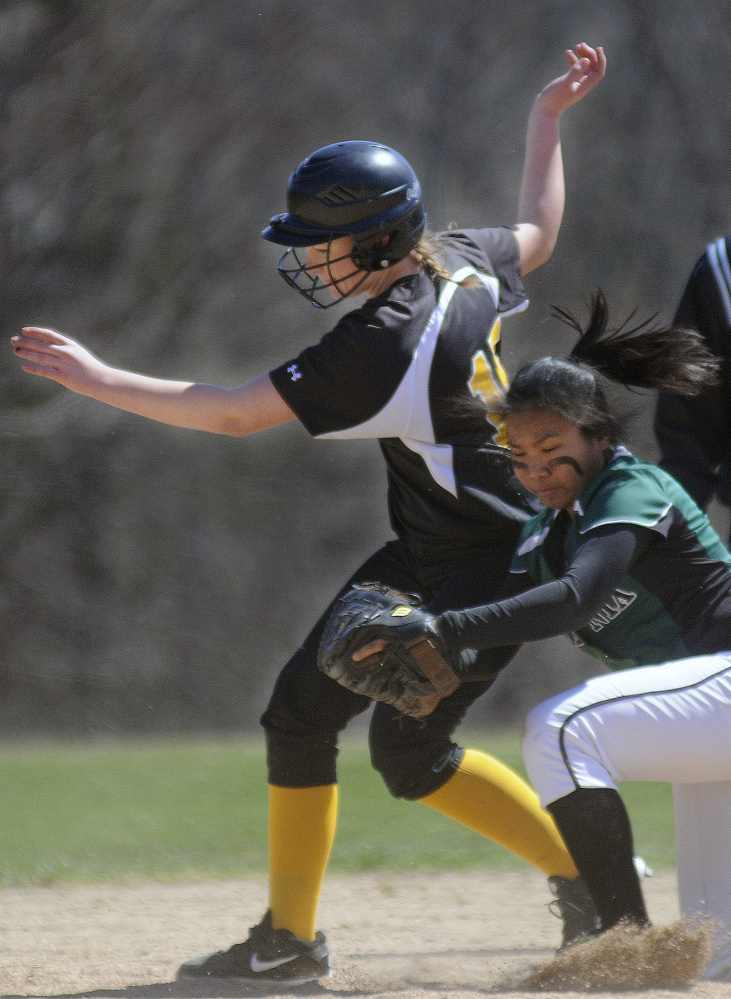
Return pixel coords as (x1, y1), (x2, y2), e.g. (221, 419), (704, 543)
(506, 409), (609, 513)
(305, 237), (367, 300)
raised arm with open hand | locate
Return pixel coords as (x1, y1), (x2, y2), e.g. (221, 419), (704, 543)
(515, 43), (606, 275)
(536, 43), (607, 117)
(11, 326), (296, 436)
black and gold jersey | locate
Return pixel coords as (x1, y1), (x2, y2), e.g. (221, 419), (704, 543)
(270, 227), (539, 563)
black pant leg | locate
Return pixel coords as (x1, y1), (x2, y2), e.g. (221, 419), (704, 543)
(369, 544), (519, 799)
(261, 539), (425, 787)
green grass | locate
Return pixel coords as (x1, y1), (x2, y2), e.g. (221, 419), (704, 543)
(0, 732), (674, 886)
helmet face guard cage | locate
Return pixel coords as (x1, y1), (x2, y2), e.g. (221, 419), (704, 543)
(276, 241), (370, 309)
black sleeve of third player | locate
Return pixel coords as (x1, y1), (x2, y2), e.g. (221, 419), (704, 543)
(655, 250), (731, 509)
(654, 389), (726, 510)
(436, 524), (653, 660)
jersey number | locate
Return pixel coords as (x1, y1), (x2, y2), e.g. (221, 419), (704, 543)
(468, 318), (509, 447)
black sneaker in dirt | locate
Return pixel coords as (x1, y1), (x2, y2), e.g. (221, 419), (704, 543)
(176, 910), (331, 984)
(547, 875), (600, 950)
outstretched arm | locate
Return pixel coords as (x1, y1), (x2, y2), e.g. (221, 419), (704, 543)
(353, 524), (651, 667)
(436, 523), (647, 657)
(514, 43), (606, 275)
(11, 326), (297, 436)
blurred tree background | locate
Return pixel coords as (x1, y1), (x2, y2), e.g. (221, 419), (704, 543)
(0, 0), (729, 737)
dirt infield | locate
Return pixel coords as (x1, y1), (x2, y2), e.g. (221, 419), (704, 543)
(1, 869), (730, 998)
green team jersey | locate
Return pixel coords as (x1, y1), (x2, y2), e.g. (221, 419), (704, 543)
(510, 449), (731, 670)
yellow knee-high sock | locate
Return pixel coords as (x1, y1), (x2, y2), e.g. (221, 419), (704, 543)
(268, 784), (338, 941)
(420, 749), (578, 878)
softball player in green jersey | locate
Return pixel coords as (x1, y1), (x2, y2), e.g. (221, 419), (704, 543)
(348, 289), (731, 978)
(433, 291), (731, 979)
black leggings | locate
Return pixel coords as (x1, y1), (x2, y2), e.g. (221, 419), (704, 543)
(261, 539), (519, 800)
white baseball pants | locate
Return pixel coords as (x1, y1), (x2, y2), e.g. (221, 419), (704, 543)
(522, 653), (731, 981)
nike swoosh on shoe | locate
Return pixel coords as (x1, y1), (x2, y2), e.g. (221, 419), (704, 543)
(249, 952), (299, 973)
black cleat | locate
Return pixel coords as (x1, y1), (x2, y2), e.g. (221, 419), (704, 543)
(176, 909), (331, 984)
(547, 875), (600, 950)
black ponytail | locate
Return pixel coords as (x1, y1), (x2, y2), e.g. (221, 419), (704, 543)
(500, 290), (720, 446)
(555, 288), (719, 395)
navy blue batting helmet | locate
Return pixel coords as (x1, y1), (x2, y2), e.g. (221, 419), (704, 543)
(262, 140), (426, 272)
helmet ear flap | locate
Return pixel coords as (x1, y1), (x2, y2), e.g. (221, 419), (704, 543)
(351, 234), (393, 272)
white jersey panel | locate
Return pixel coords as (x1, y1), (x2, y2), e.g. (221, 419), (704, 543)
(316, 267), (490, 497)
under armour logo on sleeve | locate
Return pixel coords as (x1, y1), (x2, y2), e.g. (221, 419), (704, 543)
(287, 364), (302, 381)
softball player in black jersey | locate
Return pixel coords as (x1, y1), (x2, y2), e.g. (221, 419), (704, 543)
(655, 235), (731, 535)
(12, 45), (606, 982)
(382, 292), (731, 979)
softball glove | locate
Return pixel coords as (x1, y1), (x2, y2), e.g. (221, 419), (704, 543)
(317, 582), (460, 718)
